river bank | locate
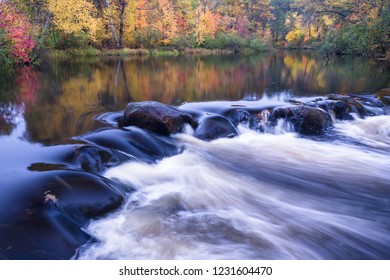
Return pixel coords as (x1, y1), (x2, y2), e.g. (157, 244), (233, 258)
(45, 47), (267, 61)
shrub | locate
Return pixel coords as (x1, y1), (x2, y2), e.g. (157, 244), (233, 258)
(171, 35), (196, 51)
(0, 27), (14, 71)
(319, 12), (390, 57)
(249, 38), (268, 52)
(0, 3), (35, 64)
(285, 29), (305, 47)
(135, 27), (162, 49)
(203, 33), (247, 51)
(368, 10), (390, 55)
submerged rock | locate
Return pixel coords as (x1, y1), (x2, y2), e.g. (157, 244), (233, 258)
(194, 115), (239, 141)
(120, 101), (197, 135)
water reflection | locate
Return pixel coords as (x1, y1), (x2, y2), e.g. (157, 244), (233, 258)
(0, 51), (389, 144)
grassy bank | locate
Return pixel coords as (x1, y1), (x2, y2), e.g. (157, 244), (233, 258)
(47, 48), (150, 60)
(46, 46), (271, 60)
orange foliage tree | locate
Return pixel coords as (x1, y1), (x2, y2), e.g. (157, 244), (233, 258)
(195, 6), (219, 46)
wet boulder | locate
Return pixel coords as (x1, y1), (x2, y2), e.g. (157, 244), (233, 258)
(348, 94), (384, 108)
(78, 127), (182, 163)
(0, 170), (124, 259)
(269, 107), (291, 126)
(331, 101), (354, 120)
(120, 101), (197, 135)
(68, 145), (127, 174)
(194, 115), (239, 141)
(328, 94), (366, 118)
(224, 109), (251, 126)
(288, 105), (333, 135)
(375, 88), (390, 106)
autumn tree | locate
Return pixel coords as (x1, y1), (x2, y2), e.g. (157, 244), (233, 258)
(135, 0), (148, 31)
(243, 0), (275, 33)
(148, 0), (177, 45)
(269, 0), (293, 42)
(0, 2), (35, 64)
(291, 0), (390, 54)
(47, 0), (99, 45)
(174, 0), (197, 36)
(195, 5), (219, 45)
(216, 0), (246, 34)
(102, 0), (129, 47)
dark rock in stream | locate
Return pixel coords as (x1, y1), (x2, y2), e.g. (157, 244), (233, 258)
(331, 101), (354, 120)
(69, 145), (128, 174)
(120, 101), (197, 135)
(270, 105), (332, 135)
(289, 105), (333, 135)
(224, 109), (251, 126)
(0, 170), (124, 259)
(77, 127), (182, 163)
(194, 115), (239, 141)
(375, 88), (390, 106)
(269, 107), (291, 126)
(328, 94), (367, 118)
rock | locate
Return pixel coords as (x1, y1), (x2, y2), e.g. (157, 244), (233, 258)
(269, 107), (291, 126)
(331, 101), (354, 120)
(225, 109), (251, 126)
(194, 115), (239, 141)
(120, 101), (197, 135)
(289, 105), (333, 135)
(375, 88), (390, 106)
(69, 145), (127, 174)
(0, 170), (124, 259)
(328, 94), (366, 118)
(78, 127), (182, 163)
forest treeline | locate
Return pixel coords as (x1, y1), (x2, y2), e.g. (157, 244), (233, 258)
(0, 0), (389, 66)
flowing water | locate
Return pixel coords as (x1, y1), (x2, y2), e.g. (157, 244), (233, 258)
(1, 51), (390, 260)
(76, 117), (390, 260)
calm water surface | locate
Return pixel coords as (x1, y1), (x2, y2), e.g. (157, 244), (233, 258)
(1, 51), (389, 144)
(1, 51), (390, 260)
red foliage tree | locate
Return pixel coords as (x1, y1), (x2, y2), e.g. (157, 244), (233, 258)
(0, 3), (35, 63)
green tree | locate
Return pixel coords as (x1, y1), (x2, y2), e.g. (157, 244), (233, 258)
(269, 0), (293, 42)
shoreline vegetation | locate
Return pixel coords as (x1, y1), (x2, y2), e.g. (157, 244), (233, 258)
(46, 46), (273, 60)
(1, 0), (389, 71)
(41, 45), (390, 64)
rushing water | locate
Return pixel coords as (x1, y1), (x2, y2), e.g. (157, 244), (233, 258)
(75, 117), (390, 260)
(1, 51), (390, 260)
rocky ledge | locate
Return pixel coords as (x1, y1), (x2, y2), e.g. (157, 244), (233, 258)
(119, 93), (389, 140)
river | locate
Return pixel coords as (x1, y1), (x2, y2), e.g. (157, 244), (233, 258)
(0, 51), (390, 260)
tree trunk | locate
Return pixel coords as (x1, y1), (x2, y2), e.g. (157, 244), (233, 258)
(118, 0), (127, 47)
(106, 0), (120, 48)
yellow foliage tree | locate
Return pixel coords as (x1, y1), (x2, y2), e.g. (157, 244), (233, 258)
(47, 0), (99, 42)
(285, 28), (305, 46)
(154, 0), (177, 45)
(195, 6), (218, 46)
(122, 0), (137, 46)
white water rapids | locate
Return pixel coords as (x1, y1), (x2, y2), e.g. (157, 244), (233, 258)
(77, 115), (390, 260)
